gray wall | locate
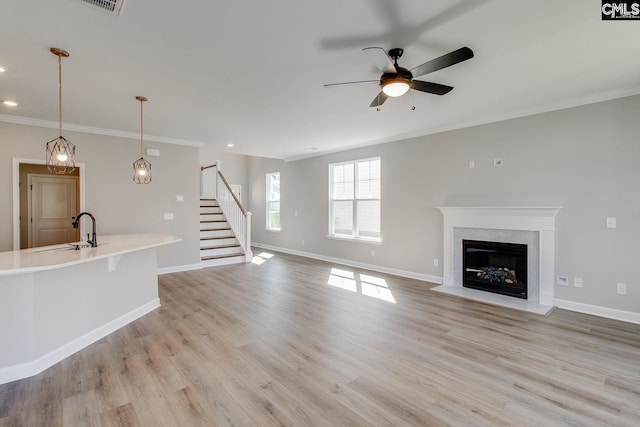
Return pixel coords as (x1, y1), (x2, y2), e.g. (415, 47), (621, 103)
(248, 95), (640, 315)
(0, 121), (201, 269)
(199, 146), (249, 207)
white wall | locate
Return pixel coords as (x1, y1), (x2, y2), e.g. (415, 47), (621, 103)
(248, 95), (640, 315)
(0, 122), (201, 269)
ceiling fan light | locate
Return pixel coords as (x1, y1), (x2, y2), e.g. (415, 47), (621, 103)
(382, 80), (410, 97)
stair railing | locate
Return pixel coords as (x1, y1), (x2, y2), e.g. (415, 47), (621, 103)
(201, 162), (252, 262)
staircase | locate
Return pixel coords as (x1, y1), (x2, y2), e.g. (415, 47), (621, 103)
(200, 198), (246, 267)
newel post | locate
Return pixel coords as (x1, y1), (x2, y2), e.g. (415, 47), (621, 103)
(215, 160), (221, 200)
(245, 211), (253, 262)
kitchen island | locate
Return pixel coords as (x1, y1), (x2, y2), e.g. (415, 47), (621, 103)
(0, 234), (180, 384)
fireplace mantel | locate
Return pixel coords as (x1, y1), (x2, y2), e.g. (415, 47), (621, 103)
(436, 206), (561, 311)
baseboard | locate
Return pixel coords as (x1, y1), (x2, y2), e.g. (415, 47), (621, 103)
(157, 263), (202, 275)
(554, 298), (640, 325)
(252, 242), (442, 284)
(0, 299), (161, 385)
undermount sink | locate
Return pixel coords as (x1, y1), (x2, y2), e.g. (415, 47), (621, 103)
(25, 243), (93, 253)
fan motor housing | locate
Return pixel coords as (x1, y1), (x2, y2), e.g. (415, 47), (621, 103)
(380, 66), (413, 86)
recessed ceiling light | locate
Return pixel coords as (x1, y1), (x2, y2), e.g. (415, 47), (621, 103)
(227, 143), (234, 148)
(2, 100), (18, 107)
(0, 66), (6, 73)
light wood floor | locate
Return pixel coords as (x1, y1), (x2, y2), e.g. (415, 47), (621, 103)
(1, 250), (639, 426)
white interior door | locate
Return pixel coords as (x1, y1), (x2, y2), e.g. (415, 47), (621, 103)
(29, 174), (79, 247)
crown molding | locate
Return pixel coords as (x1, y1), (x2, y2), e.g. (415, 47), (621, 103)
(284, 84), (640, 162)
(0, 114), (204, 148)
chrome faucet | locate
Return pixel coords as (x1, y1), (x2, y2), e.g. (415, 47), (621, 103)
(71, 212), (98, 247)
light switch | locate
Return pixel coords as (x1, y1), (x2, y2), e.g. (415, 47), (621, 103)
(175, 195), (184, 202)
(164, 213), (174, 220)
(606, 217), (616, 228)
(108, 255), (121, 272)
(617, 283), (627, 295)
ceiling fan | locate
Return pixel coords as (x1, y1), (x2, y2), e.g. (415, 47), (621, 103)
(324, 46), (474, 107)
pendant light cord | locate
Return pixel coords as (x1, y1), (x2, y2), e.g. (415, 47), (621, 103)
(58, 54), (62, 136)
(140, 99), (144, 157)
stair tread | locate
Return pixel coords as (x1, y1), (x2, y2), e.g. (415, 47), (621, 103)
(200, 236), (235, 240)
(200, 220), (227, 223)
(201, 244), (240, 251)
(200, 198), (217, 201)
(200, 227), (231, 231)
(201, 252), (244, 261)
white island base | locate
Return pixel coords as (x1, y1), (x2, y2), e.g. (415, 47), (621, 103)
(0, 234), (180, 384)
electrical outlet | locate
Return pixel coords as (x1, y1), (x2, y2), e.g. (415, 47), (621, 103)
(371, 249), (375, 257)
(606, 217), (617, 228)
(557, 276), (568, 286)
(469, 160), (475, 169)
(617, 283), (627, 295)
(175, 195), (184, 202)
(163, 213), (174, 220)
(301, 240), (305, 246)
(574, 277), (583, 288)
(434, 258), (439, 267)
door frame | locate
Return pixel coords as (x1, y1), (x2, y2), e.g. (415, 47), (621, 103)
(12, 158), (86, 250)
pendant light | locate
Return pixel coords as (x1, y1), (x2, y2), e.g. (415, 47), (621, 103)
(46, 48), (76, 174)
(133, 96), (151, 184)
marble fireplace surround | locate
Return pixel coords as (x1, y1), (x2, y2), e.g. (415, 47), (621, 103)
(435, 207), (561, 314)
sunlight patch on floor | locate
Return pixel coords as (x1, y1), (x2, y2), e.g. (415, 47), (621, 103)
(327, 269), (396, 303)
(327, 268), (357, 292)
(361, 274), (396, 303)
(252, 252), (275, 265)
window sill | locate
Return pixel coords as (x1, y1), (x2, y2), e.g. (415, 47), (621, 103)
(265, 228), (281, 233)
(326, 235), (382, 245)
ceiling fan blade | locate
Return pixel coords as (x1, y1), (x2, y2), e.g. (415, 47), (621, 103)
(362, 47), (396, 74)
(369, 91), (389, 107)
(324, 80), (379, 88)
(410, 47), (474, 78)
(411, 80), (454, 95)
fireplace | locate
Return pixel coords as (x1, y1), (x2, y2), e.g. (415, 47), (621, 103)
(463, 240), (528, 299)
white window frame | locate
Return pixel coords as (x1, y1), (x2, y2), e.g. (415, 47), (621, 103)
(328, 157), (381, 242)
(266, 171), (281, 231)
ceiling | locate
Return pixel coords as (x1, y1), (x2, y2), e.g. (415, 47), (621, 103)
(1, 0), (639, 161)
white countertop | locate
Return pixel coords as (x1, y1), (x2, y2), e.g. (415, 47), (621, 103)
(0, 234), (181, 276)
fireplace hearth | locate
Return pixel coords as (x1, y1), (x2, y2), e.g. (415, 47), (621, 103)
(463, 239), (527, 299)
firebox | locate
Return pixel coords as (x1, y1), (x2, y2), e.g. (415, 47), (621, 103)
(462, 240), (528, 299)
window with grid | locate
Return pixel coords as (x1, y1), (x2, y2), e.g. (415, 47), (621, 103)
(266, 172), (280, 230)
(329, 158), (380, 240)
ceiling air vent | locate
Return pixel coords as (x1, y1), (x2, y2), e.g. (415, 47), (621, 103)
(75, 0), (126, 16)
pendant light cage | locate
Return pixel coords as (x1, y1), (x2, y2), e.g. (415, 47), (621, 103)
(46, 136), (76, 174)
(133, 157), (152, 184)
(47, 48), (76, 174)
(133, 96), (151, 184)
